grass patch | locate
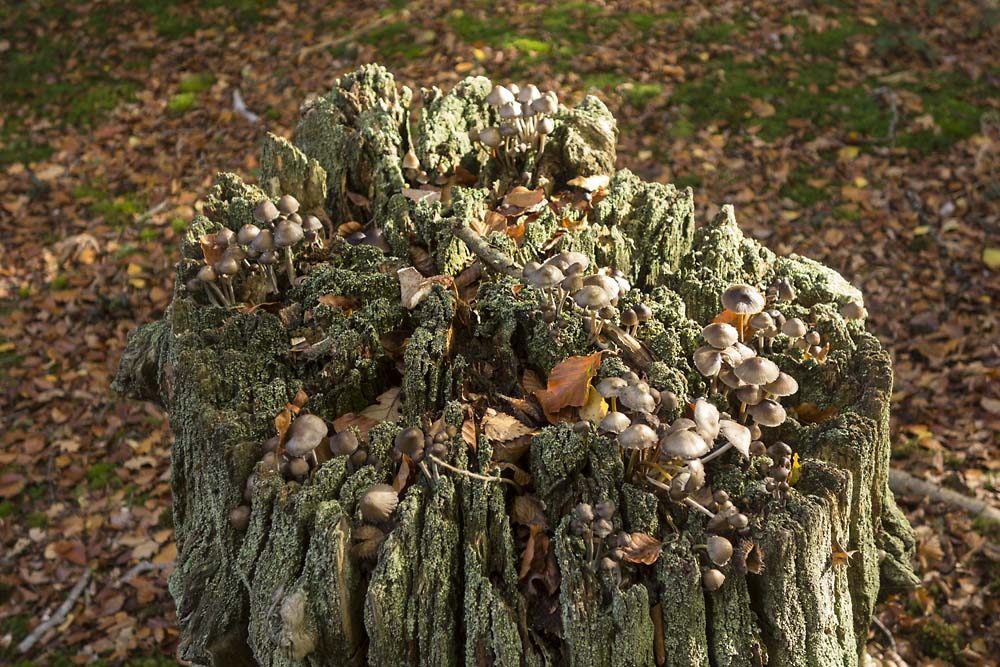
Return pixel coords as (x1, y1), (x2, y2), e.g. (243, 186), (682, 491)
(167, 92), (197, 114)
(918, 620), (962, 661)
(448, 10), (511, 43)
(504, 36), (551, 54)
(25, 511), (47, 529)
(74, 182), (146, 229)
(137, 0), (274, 38)
(361, 20), (426, 60)
(780, 165), (830, 206)
(0, 500), (15, 519)
(86, 461), (119, 490)
(673, 174), (703, 189)
(179, 72), (215, 94)
(623, 82), (664, 107)
(691, 21), (746, 44)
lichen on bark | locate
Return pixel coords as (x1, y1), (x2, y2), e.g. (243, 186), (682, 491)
(114, 66), (916, 667)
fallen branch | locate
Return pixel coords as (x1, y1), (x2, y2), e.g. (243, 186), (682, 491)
(889, 468), (1000, 524)
(116, 560), (174, 587)
(450, 218), (522, 278)
(17, 568), (91, 654)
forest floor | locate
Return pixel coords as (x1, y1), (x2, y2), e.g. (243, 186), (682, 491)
(0, 0), (997, 665)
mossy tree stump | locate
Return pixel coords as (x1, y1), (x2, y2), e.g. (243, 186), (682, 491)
(115, 65), (917, 667)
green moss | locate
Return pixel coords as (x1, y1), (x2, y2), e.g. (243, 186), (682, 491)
(170, 217), (188, 234)
(691, 21), (746, 44)
(362, 21), (425, 60)
(179, 72), (216, 94)
(0, 500), (15, 518)
(73, 182), (146, 229)
(780, 164), (830, 206)
(86, 461), (119, 489)
(800, 18), (873, 56)
(673, 173), (702, 189)
(50, 275), (70, 290)
(918, 620), (962, 661)
(504, 36), (551, 54)
(623, 82), (664, 107)
(167, 92), (197, 114)
(25, 511), (47, 529)
(448, 10), (511, 43)
(539, 2), (602, 42)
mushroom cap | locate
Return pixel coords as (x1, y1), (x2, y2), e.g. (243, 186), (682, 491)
(478, 126), (501, 148)
(702, 323), (739, 349)
(537, 116), (555, 135)
(394, 427), (425, 459)
(665, 417), (696, 434)
(530, 264), (564, 289)
(599, 411), (631, 435)
(546, 251), (590, 272)
(735, 384), (764, 406)
(229, 505), (251, 531)
(702, 568), (726, 591)
(659, 429), (710, 460)
(762, 372), (798, 397)
(360, 483), (399, 523)
(620, 385), (655, 414)
(238, 223), (261, 246)
(770, 278), (797, 302)
(486, 84), (515, 107)
(328, 431), (359, 456)
(596, 377), (628, 399)
(276, 194), (300, 215)
(516, 83), (541, 104)
(693, 399), (721, 440)
(288, 457), (310, 480)
(197, 265), (217, 282)
(574, 284), (611, 310)
(402, 150), (420, 171)
(693, 346), (723, 377)
(303, 215), (323, 233)
(781, 317), (807, 338)
(840, 301), (866, 320)
(721, 284), (766, 315)
(717, 367), (745, 389)
(286, 414), (329, 456)
(621, 309), (638, 327)
(499, 100), (522, 119)
(273, 219), (304, 247)
(719, 419), (751, 458)
(618, 423), (657, 450)
(251, 228), (274, 253)
(573, 502), (594, 523)
(531, 92), (558, 115)
(253, 199), (280, 223)
(561, 273), (584, 293)
(748, 399), (787, 427)
(749, 311), (774, 331)
(707, 535), (733, 567)
(583, 274), (620, 302)
(734, 357), (780, 386)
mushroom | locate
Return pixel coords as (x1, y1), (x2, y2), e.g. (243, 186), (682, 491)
(621, 309), (638, 336)
(599, 411), (630, 436)
(620, 384), (655, 414)
(253, 199), (280, 224)
(659, 428), (710, 460)
(735, 384), (764, 406)
(274, 219), (304, 282)
(748, 399), (787, 427)
(692, 398), (720, 441)
(276, 194), (300, 215)
(721, 284), (766, 340)
(841, 301), (867, 320)
(402, 149), (420, 172)
(768, 278), (796, 302)
(781, 317), (807, 339)
(702, 323), (739, 349)
(702, 568), (726, 591)
(734, 357), (780, 386)
(328, 430), (359, 457)
(619, 423), (657, 450)
(762, 372), (798, 398)
(196, 264), (228, 307)
(229, 505), (251, 531)
(701, 419), (752, 463)
(706, 535), (733, 567)
(693, 346), (723, 379)
(574, 286), (612, 337)
(393, 427), (425, 462)
(486, 85), (515, 107)
(302, 215), (324, 247)
(478, 127), (501, 149)
(214, 254), (240, 305)
(287, 457), (310, 482)
(238, 223), (261, 247)
(360, 484), (399, 523)
(286, 414), (328, 458)
(583, 274), (620, 304)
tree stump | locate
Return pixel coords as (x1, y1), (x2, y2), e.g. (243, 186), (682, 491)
(115, 65), (918, 667)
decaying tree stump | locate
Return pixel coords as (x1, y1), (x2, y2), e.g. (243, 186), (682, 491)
(115, 65), (918, 667)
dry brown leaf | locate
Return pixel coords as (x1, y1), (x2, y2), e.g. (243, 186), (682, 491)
(317, 294), (360, 311)
(334, 388), (402, 438)
(511, 494), (549, 528)
(504, 186), (545, 210)
(534, 352), (605, 423)
(45, 539), (87, 565)
(522, 369), (545, 395)
(393, 455), (412, 493)
(199, 234), (224, 266)
(398, 267), (453, 310)
(482, 410), (534, 442)
(461, 417), (478, 450)
(795, 403), (839, 424)
(620, 533), (661, 565)
(0, 472), (25, 498)
(567, 174), (610, 191)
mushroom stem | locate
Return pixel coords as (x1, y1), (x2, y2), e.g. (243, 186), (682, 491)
(268, 266), (279, 294)
(417, 460), (435, 485)
(699, 441), (734, 465)
(206, 281), (229, 307)
(682, 496), (717, 518)
(284, 247), (296, 283)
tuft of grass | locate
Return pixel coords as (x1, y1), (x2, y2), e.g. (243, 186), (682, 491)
(361, 21), (425, 60)
(25, 511), (47, 529)
(167, 92), (197, 114)
(0, 500), (15, 518)
(780, 165), (830, 206)
(86, 461), (119, 490)
(50, 275), (70, 290)
(623, 82), (664, 107)
(73, 182), (146, 228)
(179, 72), (216, 94)
(691, 21), (746, 44)
(917, 620), (963, 661)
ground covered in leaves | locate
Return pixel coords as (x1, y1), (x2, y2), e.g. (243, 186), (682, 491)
(0, 0), (997, 665)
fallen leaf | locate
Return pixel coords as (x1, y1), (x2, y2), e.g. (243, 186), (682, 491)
(0, 472), (25, 498)
(578, 385), (608, 424)
(504, 186), (545, 210)
(750, 99), (776, 118)
(482, 410), (534, 442)
(534, 352), (605, 423)
(334, 388), (402, 437)
(983, 247), (1000, 271)
(622, 532), (661, 565)
(787, 452), (802, 486)
(567, 174), (610, 191)
(511, 494), (549, 528)
(45, 539), (87, 565)
(795, 403), (839, 424)
(397, 267), (453, 310)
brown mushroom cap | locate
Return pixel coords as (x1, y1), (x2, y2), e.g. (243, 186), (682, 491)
(229, 505), (252, 531)
(707, 535), (734, 566)
(253, 199), (280, 224)
(574, 284), (611, 310)
(599, 411), (631, 435)
(546, 251), (590, 272)
(276, 194), (300, 215)
(618, 423), (657, 450)
(719, 419), (751, 458)
(596, 377), (628, 399)
(238, 223), (261, 246)
(840, 301), (866, 320)
(273, 219), (304, 248)
(702, 568), (726, 591)
(360, 484), (399, 523)
(781, 317), (807, 338)
(748, 399), (787, 427)
(735, 384), (764, 406)
(762, 372), (798, 397)
(288, 457), (310, 481)
(620, 385), (655, 414)
(394, 427), (425, 460)
(749, 311), (774, 332)
(486, 84), (515, 107)
(721, 284), (765, 315)
(286, 414), (328, 457)
(702, 323), (739, 349)
(734, 357), (780, 386)
(328, 431), (359, 457)
(659, 429), (710, 459)
(583, 274), (620, 302)
(693, 346), (722, 377)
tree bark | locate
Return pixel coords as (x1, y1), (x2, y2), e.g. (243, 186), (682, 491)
(115, 65), (916, 667)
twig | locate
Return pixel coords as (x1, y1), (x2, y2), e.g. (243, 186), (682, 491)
(297, 8), (406, 63)
(135, 200), (169, 225)
(870, 615), (897, 653)
(889, 468), (1000, 524)
(427, 453), (520, 487)
(116, 560), (174, 587)
(17, 568), (91, 654)
(450, 218), (522, 278)
(232, 89), (261, 124)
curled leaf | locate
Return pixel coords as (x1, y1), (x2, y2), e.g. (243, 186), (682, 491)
(622, 532), (661, 565)
(482, 410), (534, 442)
(534, 352), (605, 423)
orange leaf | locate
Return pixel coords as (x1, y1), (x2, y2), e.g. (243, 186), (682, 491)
(622, 532), (661, 565)
(274, 408), (293, 447)
(506, 220), (527, 243)
(291, 390), (309, 409)
(504, 186), (545, 210)
(46, 539), (87, 565)
(712, 309), (742, 327)
(0, 472), (25, 498)
(533, 352), (604, 423)
(199, 234), (224, 266)
(461, 417), (478, 450)
(393, 455), (412, 492)
(795, 403), (839, 424)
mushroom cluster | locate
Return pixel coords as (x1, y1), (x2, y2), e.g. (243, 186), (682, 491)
(568, 500), (636, 582)
(474, 83), (559, 180)
(594, 371), (678, 476)
(187, 194), (324, 307)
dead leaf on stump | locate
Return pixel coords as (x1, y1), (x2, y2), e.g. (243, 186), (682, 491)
(622, 532), (661, 565)
(533, 351), (605, 423)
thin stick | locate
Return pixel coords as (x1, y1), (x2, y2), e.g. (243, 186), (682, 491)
(427, 454), (520, 488)
(17, 568), (91, 654)
(449, 219), (522, 278)
(889, 468), (1000, 524)
(117, 560), (175, 587)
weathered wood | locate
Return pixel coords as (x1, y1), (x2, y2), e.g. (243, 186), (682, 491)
(114, 65), (916, 667)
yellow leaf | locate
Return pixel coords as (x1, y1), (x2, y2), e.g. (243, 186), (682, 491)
(837, 146), (859, 161)
(853, 176), (868, 188)
(578, 385), (608, 424)
(534, 352), (604, 423)
(983, 247), (1000, 271)
(787, 452), (802, 486)
(472, 48), (487, 62)
(127, 263), (143, 276)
